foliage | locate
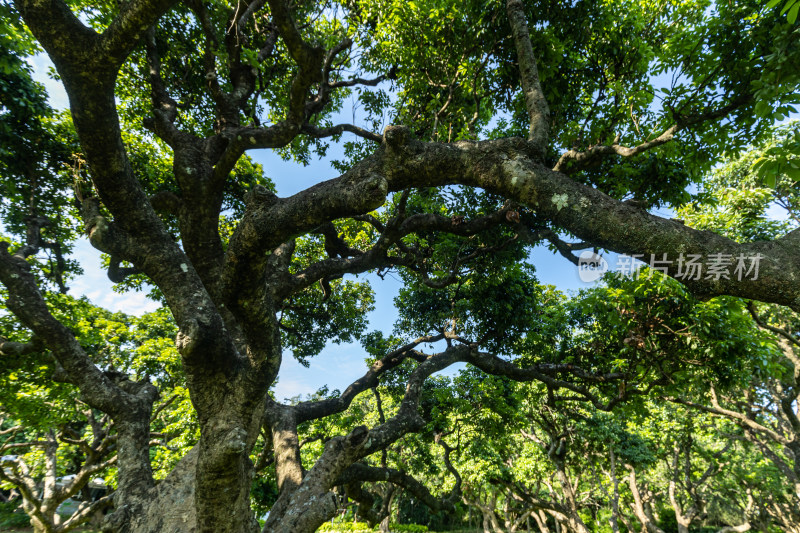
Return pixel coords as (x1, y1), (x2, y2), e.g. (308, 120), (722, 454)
(1, 0), (800, 531)
(767, 0), (800, 24)
(318, 522), (373, 531)
(0, 500), (30, 528)
(318, 522), (428, 532)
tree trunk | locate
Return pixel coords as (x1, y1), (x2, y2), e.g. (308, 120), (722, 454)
(553, 459), (591, 533)
(531, 509), (551, 533)
(122, 446), (198, 533)
(378, 486), (396, 533)
(626, 466), (666, 533)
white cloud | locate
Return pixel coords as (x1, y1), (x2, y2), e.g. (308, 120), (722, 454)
(70, 238), (159, 316)
(27, 54), (69, 111)
(273, 379), (317, 403)
(273, 344), (371, 403)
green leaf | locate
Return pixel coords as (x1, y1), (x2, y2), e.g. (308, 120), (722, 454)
(787, 1), (800, 22)
(754, 100), (771, 117)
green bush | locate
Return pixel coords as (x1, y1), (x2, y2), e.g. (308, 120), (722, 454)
(317, 522), (428, 532)
(319, 522), (373, 532)
(0, 500), (30, 528)
(387, 525), (428, 533)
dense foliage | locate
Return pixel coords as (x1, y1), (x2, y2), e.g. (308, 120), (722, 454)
(0, 0), (799, 533)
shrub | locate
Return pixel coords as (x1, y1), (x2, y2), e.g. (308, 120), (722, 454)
(317, 522), (428, 532)
(0, 500), (30, 528)
(386, 525), (428, 532)
(319, 522), (373, 532)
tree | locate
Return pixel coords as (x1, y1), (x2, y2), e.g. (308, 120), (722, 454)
(668, 123), (800, 532)
(1, 0), (800, 532)
(0, 294), (193, 533)
(415, 272), (769, 533)
(0, 17), (193, 530)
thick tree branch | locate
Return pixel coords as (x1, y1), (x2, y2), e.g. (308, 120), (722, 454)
(264, 344), (471, 533)
(506, 0), (550, 157)
(266, 340), (641, 533)
(291, 334), (444, 423)
(223, 169), (387, 304)
(336, 463), (454, 513)
(13, 0), (99, 63)
(107, 255), (142, 283)
(0, 336), (41, 357)
(99, 0), (179, 67)
(626, 465), (667, 533)
(266, 0), (324, 124)
(305, 37), (352, 117)
(230, 127), (800, 310)
(0, 243), (130, 415)
(393, 133), (800, 307)
(21, 7), (238, 378)
(143, 26), (182, 147)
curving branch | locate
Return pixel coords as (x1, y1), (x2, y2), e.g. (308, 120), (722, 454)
(223, 168), (387, 305)
(230, 0), (268, 38)
(343, 480), (382, 526)
(553, 127), (679, 174)
(19, 0), (233, 365)
(143, 26), (182, 147)
(336, 463), (454, 514)
(463, 350), (630, 411)
(291, 334), (443, 423)
(553, 96), (752, 175)
(305, 38), (353, 117)
(265, 338), (644, 533)
(263, 343), (473, 533)
(626, 465), (667, 533)
(665, 393), (790, 446)
(0, 241), (161, 511)
(747, 302), (800, 350)
(17, 0), (177, 71)
(13, 0), (99, 63)
(506, 0), (550, 157)
(266, 0), (324, 124)
(0, 418), (118, 533)
(0, 242), (129, 415)
(107, 255), (142, 284)
(328, 71), (395, 89)
(227, 125), (800, 311)
(99, 0), (179, 67)
(301, 123), (383, 143)
(0, 337), (41, 357)
(285, 203), (521, 297)
(436, 433), (462, 503)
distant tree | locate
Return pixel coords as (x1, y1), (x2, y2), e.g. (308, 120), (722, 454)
(669, 125), (800, 532)
(0, 295), (191, 533)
